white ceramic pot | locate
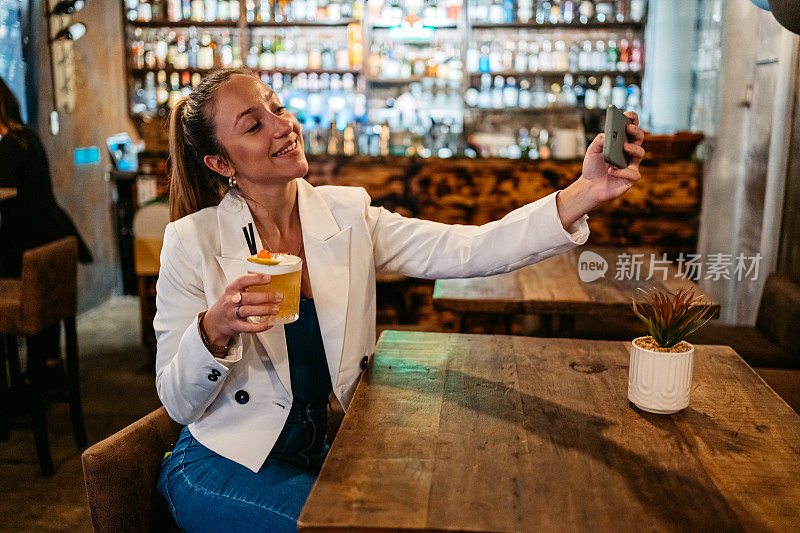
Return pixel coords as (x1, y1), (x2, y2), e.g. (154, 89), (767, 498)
(628, 336), (694, 414)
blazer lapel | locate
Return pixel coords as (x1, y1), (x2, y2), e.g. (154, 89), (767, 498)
(215, 192), (292, 398)
(296, 179), (351, 390)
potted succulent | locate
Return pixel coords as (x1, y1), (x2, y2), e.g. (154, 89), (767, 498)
(628, 287), (715, 414)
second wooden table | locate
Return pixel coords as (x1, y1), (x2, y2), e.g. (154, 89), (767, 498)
(433, 246), (721, 335)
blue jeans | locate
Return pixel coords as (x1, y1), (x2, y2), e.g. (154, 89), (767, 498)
(157, 404), (330, 532)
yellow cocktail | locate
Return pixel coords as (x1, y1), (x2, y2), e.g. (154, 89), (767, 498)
(245, 253), (302, 324)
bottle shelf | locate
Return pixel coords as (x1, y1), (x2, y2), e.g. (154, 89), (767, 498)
(259, 68), (362, 76)
(370, 20), (459, 29)
(128, 19), (240, 28)
(470, 21), (645, 30)
(466, 106), (606, 114)
(367, 76), (455, 84)
(248, 19), (359, 28)
(468, 70), (642, 79)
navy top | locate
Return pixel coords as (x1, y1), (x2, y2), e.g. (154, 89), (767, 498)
(284, 297), (332, 408)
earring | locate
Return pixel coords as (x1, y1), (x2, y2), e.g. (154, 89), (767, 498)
(228, 175), (238, 188)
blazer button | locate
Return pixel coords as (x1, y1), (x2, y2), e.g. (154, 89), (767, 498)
(360, 356), (369, 371)
(211, 369), (221, 377)
(207, 373), (218, 382)
(235, 390), (249, 404)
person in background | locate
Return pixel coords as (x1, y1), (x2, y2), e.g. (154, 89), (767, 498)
(0, 75), (93, 380)
(155, 67), (645, 532)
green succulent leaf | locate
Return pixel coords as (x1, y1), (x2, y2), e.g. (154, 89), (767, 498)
(630, 287), (714, 348)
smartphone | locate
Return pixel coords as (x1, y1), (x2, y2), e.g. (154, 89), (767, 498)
(603, 105), (633, 169)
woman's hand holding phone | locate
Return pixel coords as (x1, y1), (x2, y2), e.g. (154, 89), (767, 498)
(554, 110), (645, 229)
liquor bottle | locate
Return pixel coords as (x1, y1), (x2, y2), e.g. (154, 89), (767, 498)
(503, 0), (514, 23)
(466, 44), (480, 73)
(618, 38), (630, 71)
(553, 39), (567, 71)
(562, 0), (575, 23)
(592, 40), (606, 70)
(220, 32), (234, 66)
(200, 33), (215, 68)
(539, 39), (552, 71)
(478, 73), (492, 108)
(597, 75), (612, 107)
(513, 41), (528, 72)
(348, 22), (363, 69)
(527, 40), (539, 72)
(144, 71), (158, 114)
(137, 0), (152, 21)
(191, 0), (204, 20)
(258, 38), (273, 69)
(578, 39), (591, 70)
(502, 40), (514, 72)
(535, 1), (549, 24)
(538, 128), (550, 159)
(478, 44), (490, 73)
(518, 78), (531, 107)
(259, 0), (270, 20)
(489, 0), (505, 24)
(630, 0), (644, 22)
(606, 39), (619, 70)
(531, 75), (546, 107)
(629, 38), (642, 71)
(182, 0), (191, 18)
(204, 0), (218, 21)
(517, 0), (532, 22)
(168, 72), (181, 108)
(567, 40), (579, 71)
(549, 0), (561, 23)
(155, 32), (168, 69)
(595, 1), (613, 22)
(167, 0), (181, 20)
(502, 76), (518, 108)
(574, 75), (586, 106)
(464, 83), (479, 107)
(626, 83), (640, 111)
(562, 73), (576, 105)
(611, 75), (627, 108)
(156, 70), (169, 106)
(578, 0), (592, 24)
(616, 0), (630, 22)
(230, 0), (240, 19)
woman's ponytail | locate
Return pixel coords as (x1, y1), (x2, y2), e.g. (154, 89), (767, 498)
(167, 67), (254, 221)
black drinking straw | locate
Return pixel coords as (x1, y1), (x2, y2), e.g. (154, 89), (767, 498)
(242, 223), (257, 255)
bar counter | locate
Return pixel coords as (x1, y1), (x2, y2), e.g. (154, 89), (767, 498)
(136, 153), (703, 251)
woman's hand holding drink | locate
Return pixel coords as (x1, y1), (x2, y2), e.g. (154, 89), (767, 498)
(202, 273), (284, 347)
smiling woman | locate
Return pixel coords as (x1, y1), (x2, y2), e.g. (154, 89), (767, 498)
(155, 67), (644, 532)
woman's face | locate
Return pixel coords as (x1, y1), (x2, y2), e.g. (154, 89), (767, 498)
(207, 74), (308, 187)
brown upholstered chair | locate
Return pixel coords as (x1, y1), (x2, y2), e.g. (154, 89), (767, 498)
(82, 393), (345, 532)
(0, 236), (86, 475)
(82, 406), (182, 532)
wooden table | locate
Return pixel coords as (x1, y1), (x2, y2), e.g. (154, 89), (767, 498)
(433, 246), (721, 335)
(299, 331), (800, 532)
(0, 187), (17, 201)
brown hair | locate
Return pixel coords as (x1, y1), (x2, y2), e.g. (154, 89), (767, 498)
(0, 75), (25, 141)
(168, 67), (257, 221)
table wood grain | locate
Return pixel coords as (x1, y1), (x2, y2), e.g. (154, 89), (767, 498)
(299, 331), (800, 532)
(432, 246), (721, 318)
(0, 188), (17, 201)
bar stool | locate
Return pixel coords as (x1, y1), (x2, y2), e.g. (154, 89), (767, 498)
(0, 236), (86, 476)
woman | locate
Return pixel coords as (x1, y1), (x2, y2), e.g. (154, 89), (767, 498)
(0, 76), (93, 375)
(155, 67), (645, 532)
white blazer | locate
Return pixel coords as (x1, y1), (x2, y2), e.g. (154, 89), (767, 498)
(154, 177), (589, 472)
